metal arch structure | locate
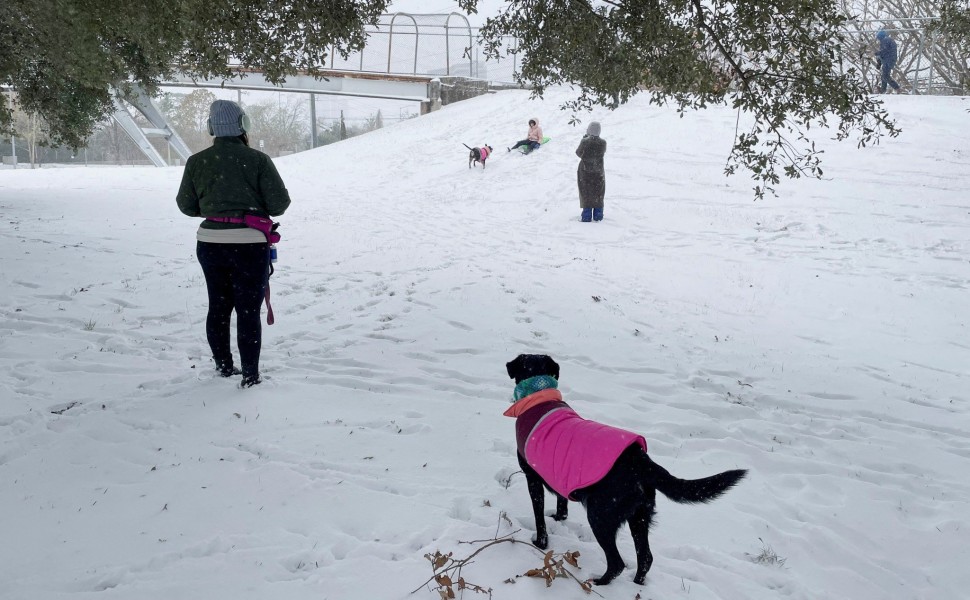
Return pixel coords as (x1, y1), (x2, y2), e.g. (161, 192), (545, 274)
(387, 13), (420, 75)
(443, 12), (475, 77)
(379, 12), (475, 77)
(333, 12), (479, 79)
(111, 83), (193, 167)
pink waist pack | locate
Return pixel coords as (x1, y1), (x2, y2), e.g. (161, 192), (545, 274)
(242, 215), (281, 244)
(207, 215), (281, 243)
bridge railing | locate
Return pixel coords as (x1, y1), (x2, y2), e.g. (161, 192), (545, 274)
(325, 13), (520, 84)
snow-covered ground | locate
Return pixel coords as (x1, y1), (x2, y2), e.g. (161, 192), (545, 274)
(1, 89), (968, 600)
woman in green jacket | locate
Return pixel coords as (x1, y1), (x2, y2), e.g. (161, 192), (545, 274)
(176, 100), (291, 387)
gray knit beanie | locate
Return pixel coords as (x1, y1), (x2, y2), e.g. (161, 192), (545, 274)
(586, 121), (601, 137)
(208, 100), (246, 137)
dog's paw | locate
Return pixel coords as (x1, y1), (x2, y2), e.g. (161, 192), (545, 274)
(531, 535), (548, 550)
(591, 568), (624, 586)
(633, 559), (651, 585)
(590, 573), (619, 585)
(552, 497), (568, 521)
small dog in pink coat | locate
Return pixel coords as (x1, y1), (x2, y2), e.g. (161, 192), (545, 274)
(464, 143), (493, 169)
(505, 354), (746, 586)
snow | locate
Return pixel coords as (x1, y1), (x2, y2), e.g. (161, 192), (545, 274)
(1, 88), (968, 600)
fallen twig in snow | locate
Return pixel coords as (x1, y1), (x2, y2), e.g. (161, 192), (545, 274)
(413, 535), (600, 597)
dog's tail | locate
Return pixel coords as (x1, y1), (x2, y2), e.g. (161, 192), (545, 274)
(642, 455), (746, 504)
(462, 143), (473, 150)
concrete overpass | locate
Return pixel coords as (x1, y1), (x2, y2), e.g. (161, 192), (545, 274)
(114, 68), (442, 167)
(163, 68), (439, 106)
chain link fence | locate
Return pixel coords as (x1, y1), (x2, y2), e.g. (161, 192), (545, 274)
(327, 13), (520, 84)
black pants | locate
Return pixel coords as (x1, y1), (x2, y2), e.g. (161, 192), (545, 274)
(511, 139), (541, 152)
(879, 62), (901, 93)
(196, 241), (269, 378)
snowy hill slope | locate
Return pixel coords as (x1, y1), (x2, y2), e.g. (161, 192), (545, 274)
(1, 89), (968, 599)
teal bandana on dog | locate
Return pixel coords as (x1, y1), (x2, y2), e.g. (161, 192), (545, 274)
(512, 375), (559, 402)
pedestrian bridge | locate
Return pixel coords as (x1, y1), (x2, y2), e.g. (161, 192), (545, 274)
(163, 68), (440, 105)
(116, 12), (519, 166)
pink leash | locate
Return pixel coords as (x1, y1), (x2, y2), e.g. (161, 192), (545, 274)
(264, 282), (274, 325)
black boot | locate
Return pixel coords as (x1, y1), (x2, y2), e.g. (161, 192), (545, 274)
(217, 363), (241, 378)
(240, 373), (262, 388)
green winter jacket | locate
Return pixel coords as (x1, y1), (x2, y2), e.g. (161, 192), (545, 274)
(176, 137), (291, 229)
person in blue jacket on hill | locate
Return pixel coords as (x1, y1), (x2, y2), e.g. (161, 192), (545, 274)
(875, 29), (901, 94)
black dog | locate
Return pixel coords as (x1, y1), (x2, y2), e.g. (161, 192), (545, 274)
(505, 354), (747, 586)
(464, 143), (493, 169)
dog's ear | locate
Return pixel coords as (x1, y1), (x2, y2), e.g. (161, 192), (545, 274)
(506, 355), (525, 379)
(544, 356), (560, 380)
(508, 354), (559, 381)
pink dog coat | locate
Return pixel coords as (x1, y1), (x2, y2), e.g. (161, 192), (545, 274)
(505, 390), (647, 500)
